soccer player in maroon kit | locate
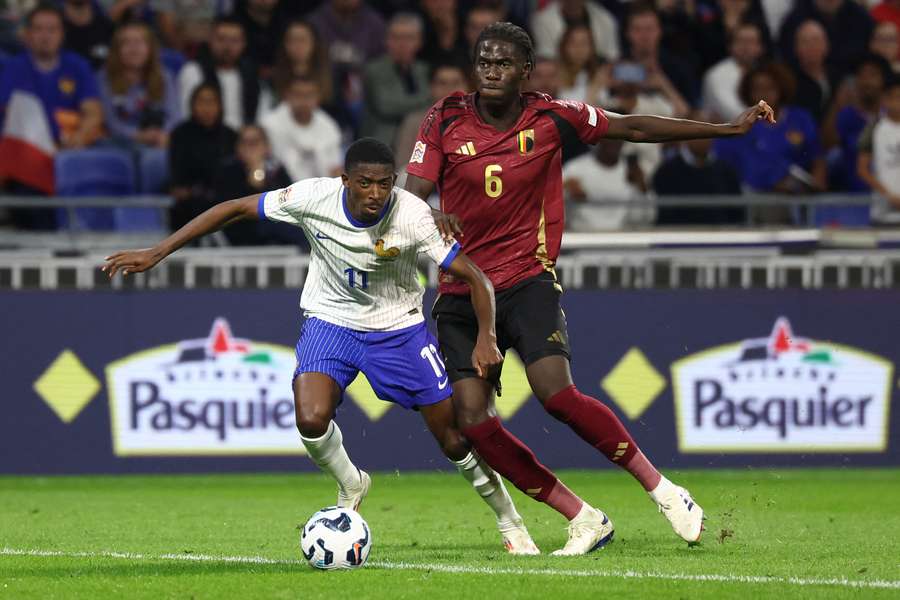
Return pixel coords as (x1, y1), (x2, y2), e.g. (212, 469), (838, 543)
(405, 22), (775, 555)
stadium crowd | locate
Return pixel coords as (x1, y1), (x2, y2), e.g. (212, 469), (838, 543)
(0, 0), (899, 238)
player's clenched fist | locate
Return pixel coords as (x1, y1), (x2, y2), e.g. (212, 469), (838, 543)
(102, 248), (162, 277)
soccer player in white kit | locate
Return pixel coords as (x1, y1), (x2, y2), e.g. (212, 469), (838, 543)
(102, 138), (540, 555)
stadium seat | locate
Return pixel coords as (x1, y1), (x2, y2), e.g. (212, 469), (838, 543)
(55, 148), (136, 230)
(115, 148), (169, 232)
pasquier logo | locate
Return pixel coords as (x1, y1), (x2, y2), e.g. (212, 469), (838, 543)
(106, 318), (302, 456)
(671, 318), (892, 453)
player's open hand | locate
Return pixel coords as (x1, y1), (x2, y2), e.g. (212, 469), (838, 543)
(731, 100), (776, 134)
(101, 248), (162, 278)
(433, 211), (464, 243)
(472, 337), (503, 379)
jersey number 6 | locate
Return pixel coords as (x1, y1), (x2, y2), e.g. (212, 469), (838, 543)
(484, 164), (503, 198)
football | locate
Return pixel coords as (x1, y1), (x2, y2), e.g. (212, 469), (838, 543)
(300, 507), (372, 570)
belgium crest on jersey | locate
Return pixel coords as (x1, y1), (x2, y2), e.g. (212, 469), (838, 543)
(517, 129), (535, 154)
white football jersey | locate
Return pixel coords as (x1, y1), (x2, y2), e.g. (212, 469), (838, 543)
(259, 177), (459, 331)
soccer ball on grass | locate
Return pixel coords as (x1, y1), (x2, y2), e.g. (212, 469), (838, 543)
(301, 506), (372, 570)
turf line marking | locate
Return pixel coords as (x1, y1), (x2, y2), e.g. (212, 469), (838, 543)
(2, 547), (898, 590)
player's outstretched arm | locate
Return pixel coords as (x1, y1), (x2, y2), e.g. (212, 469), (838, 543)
(101, 194), (262, 278)
(405, 173), (463, 242)
(604, 100), (776, 143)
(445, 253), (503, 378)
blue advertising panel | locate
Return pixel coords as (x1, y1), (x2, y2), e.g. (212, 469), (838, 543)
(1, 289), (898, 474)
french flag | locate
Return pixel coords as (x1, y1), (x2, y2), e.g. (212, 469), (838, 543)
(0, 90), (56, 194)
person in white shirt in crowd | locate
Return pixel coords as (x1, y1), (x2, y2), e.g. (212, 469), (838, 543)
(858, 76), (900, 222)
(177, 16), (259, 131)
(531, 0), (620, 63)
(556, 24), (604, 103)
(562, 138), (652, 231)
(703, 21), (766, 120)
(261, 75), (342, 182)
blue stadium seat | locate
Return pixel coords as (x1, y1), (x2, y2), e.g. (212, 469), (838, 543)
(113, 148), (168, 232)
(55, 148), (136, 230)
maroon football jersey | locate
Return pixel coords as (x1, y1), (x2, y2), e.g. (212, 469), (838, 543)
(407, 92), (609, 295)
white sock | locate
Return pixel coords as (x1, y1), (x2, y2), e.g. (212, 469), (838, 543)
(649, 475), (675, 504)
(301, 421), (361, 493)
(453, 452), (521, 529)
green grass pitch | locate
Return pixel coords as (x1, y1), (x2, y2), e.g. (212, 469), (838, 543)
(1, 468), (898, 599)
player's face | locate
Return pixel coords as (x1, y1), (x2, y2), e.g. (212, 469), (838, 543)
(342, 164), (396, 222)
(474, 40), (530, 103)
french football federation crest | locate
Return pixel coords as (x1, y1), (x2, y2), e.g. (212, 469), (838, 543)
(517, 129), (535, 154)
(58, 77), (76, 95)
(374, 239), (400, 259)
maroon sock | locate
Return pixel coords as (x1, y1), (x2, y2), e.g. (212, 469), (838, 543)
(545, 385), (661, 491)
(462, 417), (583, 519)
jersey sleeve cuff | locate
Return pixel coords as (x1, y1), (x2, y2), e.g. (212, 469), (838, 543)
(440, 241), (461, 270)
(257, 192), (268, 220)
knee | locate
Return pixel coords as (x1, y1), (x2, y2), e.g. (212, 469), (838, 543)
(296, 408), (331, 439)
(437, 429), (470, 462)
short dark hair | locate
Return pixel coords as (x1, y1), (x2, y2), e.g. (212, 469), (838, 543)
(26, 2), (63, 27)
(345, 138), (395, 173)
(213, 15), (245, 32)
(474, 22), (534, 67)
(429, 62), (467, 82)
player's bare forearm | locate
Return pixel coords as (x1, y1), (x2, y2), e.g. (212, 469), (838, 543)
(446, 253), (502, 376)
(604, 100), (775, 143)
(102, 194), (259, 277)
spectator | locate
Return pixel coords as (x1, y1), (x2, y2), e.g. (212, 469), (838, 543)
(0, 4), (103, 205)
(418, 0), (467, 66)
(526, 55), (562, 98)
(557, 24), (604, 103)
(168, 82), (237, 230)
(858, 76), (900, 222)
(177, 16), (259, 131)
(827, 55), (890, 191)
(232, 0), (302, 73)
(703, 21), (765, 121)
(308, 0), (386, 130)
(103, 0), (156, 26)
(694, 0), (771, 71)
(791, 20), (840, 125)
(394, 62), (468, 173)
(870, 21), (900, 73)
(653, 113), (745, 225)
(778, 0), (874, 81)
(61, 0), (113, 69)
(360, 12), (430, 145)
(871, 1), (900, 40)
(623, 3), (697, 106)
(531, 0), (620, 63)
(263, 20), (333, 115)
(214, 124), (306, 246)
(562, 138), (652, 231)
(260, 76), (342, 182)
(153, 0), (220, 56)
(98, 22), (179, 150)
(714, 63), (826, 201)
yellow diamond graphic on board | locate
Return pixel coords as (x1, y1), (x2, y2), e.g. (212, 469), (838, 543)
(347, 373), (392, 421)
(33, 349), (100, 423)
(601, 347), (665, 420)
(496, 350), (532, 419)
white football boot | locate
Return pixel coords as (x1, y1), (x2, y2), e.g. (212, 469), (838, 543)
(499, 518), (541, 555)
(337, 469), (371, 512)
(551, 505), (615, 556)
(651, 477), (704, 543)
